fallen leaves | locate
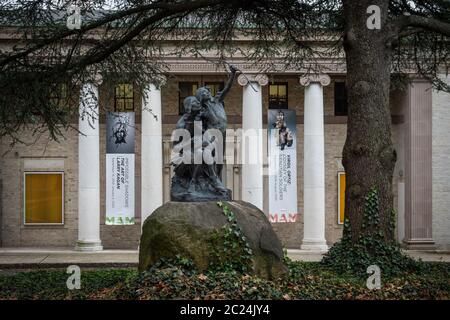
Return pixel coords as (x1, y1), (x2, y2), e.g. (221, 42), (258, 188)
(1, 262), (449, 300)
(198, 274), (208, 281)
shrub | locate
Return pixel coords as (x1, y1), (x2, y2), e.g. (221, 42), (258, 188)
(322, 188), (425, 278)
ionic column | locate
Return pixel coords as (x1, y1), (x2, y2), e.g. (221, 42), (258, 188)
(299, 74), (330, 251)
(238, 74), (268, 210)
(76, 76), (103, 251)
(141, 83), (164, 226)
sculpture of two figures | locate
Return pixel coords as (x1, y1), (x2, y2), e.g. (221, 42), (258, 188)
(170, 65), (238, 202)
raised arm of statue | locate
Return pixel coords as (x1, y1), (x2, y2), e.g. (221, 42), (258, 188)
(217, 64), (238, 102)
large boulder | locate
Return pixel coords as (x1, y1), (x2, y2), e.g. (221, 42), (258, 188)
(138, 201), (287, 280)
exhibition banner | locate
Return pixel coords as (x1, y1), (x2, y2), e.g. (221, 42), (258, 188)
(106, 112), (135, 225)
(268, 109), (298, 223)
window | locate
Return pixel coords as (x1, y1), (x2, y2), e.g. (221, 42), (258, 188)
(269, 83), (288, 109)
(337, 171), (346, 225)
(114, 84), (134, 111)
(334, 82), (348, 116)
(49, 83), (69, 108)
(204, 82), (224, 97)
(179, 82), (199, 114)
(24, 172), (64, 224)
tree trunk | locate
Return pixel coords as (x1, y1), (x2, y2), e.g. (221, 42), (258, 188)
(342, 0), (397, 243)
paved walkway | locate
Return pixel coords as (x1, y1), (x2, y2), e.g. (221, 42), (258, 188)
(0, 248), (449, 269)
(0, 248), (138, 268)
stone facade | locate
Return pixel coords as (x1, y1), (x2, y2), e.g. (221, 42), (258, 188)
(0, 74), (448, 250)
(0, 131), (78, 247)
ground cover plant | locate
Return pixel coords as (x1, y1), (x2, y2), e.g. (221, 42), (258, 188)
(0, 258), (448, 300)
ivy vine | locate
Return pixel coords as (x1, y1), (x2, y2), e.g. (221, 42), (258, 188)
(207, 201), (253, 273)
(323, 187), (424, 278)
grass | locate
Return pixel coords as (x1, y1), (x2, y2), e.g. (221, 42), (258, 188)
(0, 261), (449, 300)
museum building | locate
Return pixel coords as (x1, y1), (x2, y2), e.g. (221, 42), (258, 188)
(0, 36), (449, 252)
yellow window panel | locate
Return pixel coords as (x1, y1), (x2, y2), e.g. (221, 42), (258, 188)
(49, 83), (69, 108)
(205, 82), (224, 97)
(269, 83), (288, 109)
(178, 82), (199, 114)
(278, 85), (287, 97)
(123, 84), (134, 98)
(192, 84), (198, 94)
(116, 99), (125, 111)
(115, 84), (134, 111)
(338, 172), (346, 225)
(25, 173), (63, 224)
(209, 85), (217, 96)
(115, 84), (123, 97)
(125, 100), (134, 111)
(269, 85), (277, 97)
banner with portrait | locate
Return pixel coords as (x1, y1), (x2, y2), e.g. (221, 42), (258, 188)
(267, 109), (298, 223)
(106, 112), (135, 225)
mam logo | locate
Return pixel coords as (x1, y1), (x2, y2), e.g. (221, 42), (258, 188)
(269, 213), (298, 223)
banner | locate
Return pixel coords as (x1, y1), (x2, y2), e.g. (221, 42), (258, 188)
(106, 112), (135, 225)
(268, 109), (298, 223)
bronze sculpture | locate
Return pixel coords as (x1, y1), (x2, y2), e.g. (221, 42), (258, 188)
(171, 65), (238, 201)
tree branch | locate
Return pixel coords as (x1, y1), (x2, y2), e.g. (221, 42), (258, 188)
(64, 0), (232, 75)
(0, 0), (229, 69)
(393, 14), (450, 37)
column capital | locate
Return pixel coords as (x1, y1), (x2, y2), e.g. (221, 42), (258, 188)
(299, 74), (331, 87)
(150, 75), (167, 89)
(237, 73), (269, 87)
(72, 72), (103, 86)
(91, 73), (103, 86)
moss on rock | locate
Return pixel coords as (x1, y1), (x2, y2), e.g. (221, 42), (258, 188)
(138, 201), (287, 280)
